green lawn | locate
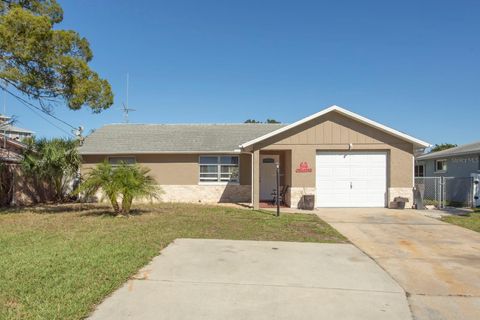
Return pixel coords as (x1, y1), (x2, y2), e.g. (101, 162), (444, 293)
(441, 208), (480, 233)
(0, 203), (345, 320)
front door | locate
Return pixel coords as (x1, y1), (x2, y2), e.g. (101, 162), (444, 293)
(260, 155), (280, 200)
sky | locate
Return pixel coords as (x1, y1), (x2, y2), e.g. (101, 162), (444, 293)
(2, 0), (479, 145)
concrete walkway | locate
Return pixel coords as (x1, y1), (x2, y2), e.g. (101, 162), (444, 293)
(89, 239), (411, 320)
(316, 208), (480, 320)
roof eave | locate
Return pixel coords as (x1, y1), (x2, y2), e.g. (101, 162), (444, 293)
(417, 150), (480, 160)
(78, 150), (244, 156)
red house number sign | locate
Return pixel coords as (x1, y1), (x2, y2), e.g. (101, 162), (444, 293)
(295, 162), (312, 173)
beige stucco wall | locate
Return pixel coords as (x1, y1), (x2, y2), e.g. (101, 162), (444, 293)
(250, 111), (415, 208)
(81, 153), (252, 186)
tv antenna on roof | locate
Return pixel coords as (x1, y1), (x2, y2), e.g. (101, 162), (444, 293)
(121, 73), (136, 123)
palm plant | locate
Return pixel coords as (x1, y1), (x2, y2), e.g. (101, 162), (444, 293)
(76, 161), (121, 213)
(114, 163), (159, 214)
(77, 161), (159, 215)
(21, 137), (81, 201)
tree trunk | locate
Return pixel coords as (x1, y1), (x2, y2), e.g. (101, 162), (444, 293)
(52, 174), (63, 202)
(108, 194), (120, 215)
(121, 195), (133, 215)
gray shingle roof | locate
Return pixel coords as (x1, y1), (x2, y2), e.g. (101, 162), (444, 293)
(417, 141), (480, 160)
(78, 123), (286, 155)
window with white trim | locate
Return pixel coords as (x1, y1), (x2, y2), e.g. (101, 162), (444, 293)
(199, 155), (239, 183)
(435, 159), (447, 172)
(108, 156), (136, 166)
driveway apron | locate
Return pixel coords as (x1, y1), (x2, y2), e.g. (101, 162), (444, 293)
(89, 239), (411, 320)
(316, 208), (480, 320)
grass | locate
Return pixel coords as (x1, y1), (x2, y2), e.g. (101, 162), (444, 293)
(441, 208), (480, 233)
(0, 203), (346, 320)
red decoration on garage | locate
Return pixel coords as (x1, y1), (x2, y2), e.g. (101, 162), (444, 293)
(295, 162), (312, 173)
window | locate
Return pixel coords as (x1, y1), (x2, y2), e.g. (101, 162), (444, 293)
(108, 156), (136, 166)
(435, 159), (447, 172)
(199, 155), (239, 184)
(415, 164), (424, 177)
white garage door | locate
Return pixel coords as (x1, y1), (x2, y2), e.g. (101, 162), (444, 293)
(316, 152), (387, 207)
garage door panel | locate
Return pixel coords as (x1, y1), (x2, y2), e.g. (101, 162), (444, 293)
(350, 168), (368, 179)
(316, 167), (333, 178)
(316, 152), (387, 207)
(332, 167), (350, 179)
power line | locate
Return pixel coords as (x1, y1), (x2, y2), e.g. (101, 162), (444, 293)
(0, 86), (76, 137)
(15, 97), (75, 137)
(3, 87), (78, 130)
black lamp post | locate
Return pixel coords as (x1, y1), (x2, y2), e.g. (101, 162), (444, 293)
(276, 163), (280, 217)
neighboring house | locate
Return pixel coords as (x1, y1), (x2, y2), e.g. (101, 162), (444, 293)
(415, 141), (480, 208)
(0, 114), (34, 140)
(416, 141), (480, 178)
(79, 105), (430, 209)
(0, 134), (28, 206)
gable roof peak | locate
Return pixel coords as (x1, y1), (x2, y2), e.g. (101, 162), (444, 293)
(239, 105), (430, 149)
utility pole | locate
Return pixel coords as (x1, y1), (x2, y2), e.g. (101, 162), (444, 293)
(73, 126), (84, 145)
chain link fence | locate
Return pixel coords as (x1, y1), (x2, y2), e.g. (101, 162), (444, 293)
(414, 177), (442, 208)
(414, 176), (475, 209)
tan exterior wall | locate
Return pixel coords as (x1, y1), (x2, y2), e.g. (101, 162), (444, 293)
(239, 153), (252, 185)
(81, 153), (253, 204)
(250, 111), (415, 209)
(253, 111), (414, 187)
(81, 153), (252, 186)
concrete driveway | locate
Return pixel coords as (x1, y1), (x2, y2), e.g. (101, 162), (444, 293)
(316, 208), (480, 320)
(89, 239), (411, 320)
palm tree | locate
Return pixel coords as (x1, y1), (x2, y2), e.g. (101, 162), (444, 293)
(41, 139), (81, 199)
(77, 161), (159, 215)
(76, 161), (121, 213)
(21, 137), (81, 201)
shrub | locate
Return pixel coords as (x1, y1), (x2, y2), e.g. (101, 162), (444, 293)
(77, 161), (159, 214)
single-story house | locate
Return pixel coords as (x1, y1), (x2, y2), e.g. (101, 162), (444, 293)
(416, 141), (480, 178)
(79, 105), (430, 209)
(415, 141), (480, 208)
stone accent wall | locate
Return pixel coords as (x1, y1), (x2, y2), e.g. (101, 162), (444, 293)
(88, 184), (251, 205)
(388, 187), (413, 209)
(289, 187), (316, 208)
(158, 184), (251, 204)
